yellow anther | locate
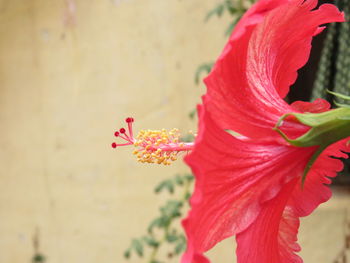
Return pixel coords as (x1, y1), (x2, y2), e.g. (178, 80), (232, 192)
(131, 127), (189, 166)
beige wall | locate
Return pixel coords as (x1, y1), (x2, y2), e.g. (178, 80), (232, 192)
(0, 0), (349, 262)
(0, 0), (230, 262)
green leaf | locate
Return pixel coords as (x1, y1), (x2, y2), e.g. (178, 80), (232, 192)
(167, 182), (174, 194)
(195, 62), (213, 84)
(166, 234), (178, 243)
(184, 174), (194, 182)
(181, 133), (196, 143)
(188, 108), (197, 120)
(227, 6), (238, 15)
(148, 217), (163, 233)
(154, 180), (174, 194)
(32, 254), (46, 263)
(225, 16), (240, 36)
(327, 90), (350, 101)
(205, 4), (225, 22)
(184, 192), (191, 201)
(174, 174), (184, 185)
(161, 200), (183, 219)
(174, 236), (186, 255)
(143, 236), (159, 248)
(334, 101), (350, 109)
(131, 239), (144, 257)
(123, 249), (131, 259)
(224, 0), (237, 14)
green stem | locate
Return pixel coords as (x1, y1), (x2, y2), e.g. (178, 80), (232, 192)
(238, 0), (244, 14)
(148, 226), (169, 262)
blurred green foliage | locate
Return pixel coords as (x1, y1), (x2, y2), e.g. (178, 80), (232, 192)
(195, 0), (254, 85)
(31, 228), (46, 263)
(123, 174), (193, 262)
(32, 254), (46, 263)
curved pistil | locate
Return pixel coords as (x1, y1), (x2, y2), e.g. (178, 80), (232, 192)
(111, 118), (194, 165)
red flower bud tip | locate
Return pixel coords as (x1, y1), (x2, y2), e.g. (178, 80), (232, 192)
(114, 131), (119, 137)
(111, 142), (117, 148)
(120, 128), (126, 133)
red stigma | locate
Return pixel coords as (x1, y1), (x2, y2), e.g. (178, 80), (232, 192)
(111, 117), (135, 149)
(126, 117), (134, 123)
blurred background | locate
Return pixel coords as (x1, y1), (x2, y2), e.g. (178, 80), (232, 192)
(0, 0), (349, 263)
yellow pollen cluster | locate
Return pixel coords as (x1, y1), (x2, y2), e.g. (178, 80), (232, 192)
(132, 128), (181, 165)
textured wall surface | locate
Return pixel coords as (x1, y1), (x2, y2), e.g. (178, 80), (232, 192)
(0, 0), (349, 263)
(0, 0), (229, 262)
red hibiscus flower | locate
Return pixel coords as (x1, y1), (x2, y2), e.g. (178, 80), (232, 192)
(181, 0), (348, 262)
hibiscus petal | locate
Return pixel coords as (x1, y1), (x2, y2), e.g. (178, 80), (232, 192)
(217, 0), (289, 59)
(236, 179), (302, 263)
(290, 98), (331, 114)
(181, 106), (315, 262)
(235, 139), (350, 263)
(290, 138), (350, 217)
(204, 0), (344, 139)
